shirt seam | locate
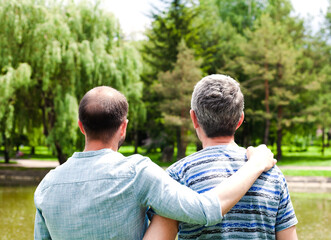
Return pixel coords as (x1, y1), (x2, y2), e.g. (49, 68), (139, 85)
(40, 176), (132, 193)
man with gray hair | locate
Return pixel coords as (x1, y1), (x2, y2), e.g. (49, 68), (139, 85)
(145, 74), (298, 240)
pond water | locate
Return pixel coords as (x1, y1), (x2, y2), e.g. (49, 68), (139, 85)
(0, 186), (330, 240)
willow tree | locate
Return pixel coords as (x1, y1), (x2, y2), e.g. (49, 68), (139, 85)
(0, 64), (32, 163)
(154, 41), (202, 160)
(0, 0), (143, 164)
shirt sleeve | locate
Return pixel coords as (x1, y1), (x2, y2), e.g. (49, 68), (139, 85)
(275, 176), (298, 232)
(133, 157), (222, 226)
(34, 208), (52, 240)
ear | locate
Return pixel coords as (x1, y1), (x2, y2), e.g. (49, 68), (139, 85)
(120, 119), (128, 137)
(190, 110), (200, 129)
(236, 112), (244, 130)
(78, 120), (85, 135)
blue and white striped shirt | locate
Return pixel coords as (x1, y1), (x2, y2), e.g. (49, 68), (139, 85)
(167, 144), (298, 239)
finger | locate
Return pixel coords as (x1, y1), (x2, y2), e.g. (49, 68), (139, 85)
(258, 144), (267, 148)
(246, 146), (254, 158)
(247, 146), (254, 151)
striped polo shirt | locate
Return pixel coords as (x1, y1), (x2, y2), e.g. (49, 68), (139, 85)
(167, 144), (298, 239)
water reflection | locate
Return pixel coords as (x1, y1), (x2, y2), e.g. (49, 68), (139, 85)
(0, 187), (330, 240)
(291, 193), (331, 240)
(0, 186), (36, 240)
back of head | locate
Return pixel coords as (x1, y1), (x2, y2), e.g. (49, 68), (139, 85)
(79, 86), (128, 143)
(191, 74), (244, 138)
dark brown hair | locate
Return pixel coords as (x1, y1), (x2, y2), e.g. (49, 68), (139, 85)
(79, 86), (128, 142)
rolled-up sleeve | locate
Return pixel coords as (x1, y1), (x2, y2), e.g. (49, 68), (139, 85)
(133, 157), (222, 226)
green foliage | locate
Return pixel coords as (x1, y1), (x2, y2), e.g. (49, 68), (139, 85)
(0, 62), (32, 162)
(0, 0), (144, 163)
(144, 0), (200, 73)
(0, 64), (32, 138)
(206, 0), (267, 33)
(196, 0), (245, 74)
(1, 0), (331, 164)
(155, 41), (201, 128)
(233, 12), (305, 158)
(141, 0), (202, 155)
(154, 41), (202, 159)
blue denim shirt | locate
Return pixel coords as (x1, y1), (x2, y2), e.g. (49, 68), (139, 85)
(34, 149), (222, 240)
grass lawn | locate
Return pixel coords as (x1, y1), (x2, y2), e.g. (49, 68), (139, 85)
(0, 145), (58, 161)
(281, 169), (331, 177)
(276, 146), (331, 166)
(118, 145), (178, 167)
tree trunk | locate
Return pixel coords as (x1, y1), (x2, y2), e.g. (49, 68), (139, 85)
(2, 133), (10, 163)
(176, 127), (187, 160)
(321, 127), (325, 156)
(196, 142), (202, 151)
(4, 147), (10, 164)
(263, 64), (270, 145)
(263, 78), (270, 145)
(276, 128), (282, 160)
(134, 129), (139, 154)
(31, 146), (35, 155)
(276, 106), (283, 160)
(327, 130), (331, 147)
(55, 142), (67, 165)
(162, 146), (174, 163)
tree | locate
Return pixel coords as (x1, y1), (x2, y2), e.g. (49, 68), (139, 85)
(144, 0), (200, 74)
(195, 0), (246, 75)
(236, 14), (302, 159)
(204, 0), (267, 33)
(0, 64), (32, 163)
(154, 41), (202, 160)
(299, 35), (331, 155)
(142, 0), (201, 156)
(0, 0), (143, 163)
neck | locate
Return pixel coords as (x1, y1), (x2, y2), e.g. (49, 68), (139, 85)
(202, 135), (236, 148)
(84, 139), (118, 152)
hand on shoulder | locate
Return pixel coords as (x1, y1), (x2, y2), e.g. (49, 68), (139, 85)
(246, 144), (277, 172)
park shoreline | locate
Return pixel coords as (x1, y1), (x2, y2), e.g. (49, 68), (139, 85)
(1, 159), (331, 192)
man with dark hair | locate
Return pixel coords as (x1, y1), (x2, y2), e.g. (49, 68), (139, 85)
(34, 86), (276, 240)
(145, 75), (297, 240)
(78, 86), (129, 145)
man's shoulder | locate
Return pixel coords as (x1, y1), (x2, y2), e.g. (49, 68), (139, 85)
(37, 152), (150, 187)
(167, 145), (246, 178)
(262, 165), (287, 185)
(167, 148), (207, 173)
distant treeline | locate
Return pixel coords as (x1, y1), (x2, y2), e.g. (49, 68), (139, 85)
(0, 0), (330, 164)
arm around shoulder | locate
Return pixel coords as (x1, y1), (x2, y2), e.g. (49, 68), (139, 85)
(276, 225), (298, 240)
(211, 145), (276, 215)
(143, 215), (178, 240)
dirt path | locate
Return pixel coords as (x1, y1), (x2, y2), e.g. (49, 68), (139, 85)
(0, 159), (59, 168)
(276, 166), (331, 193)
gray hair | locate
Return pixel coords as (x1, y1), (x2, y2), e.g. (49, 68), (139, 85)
(191, 74), (244, 137)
